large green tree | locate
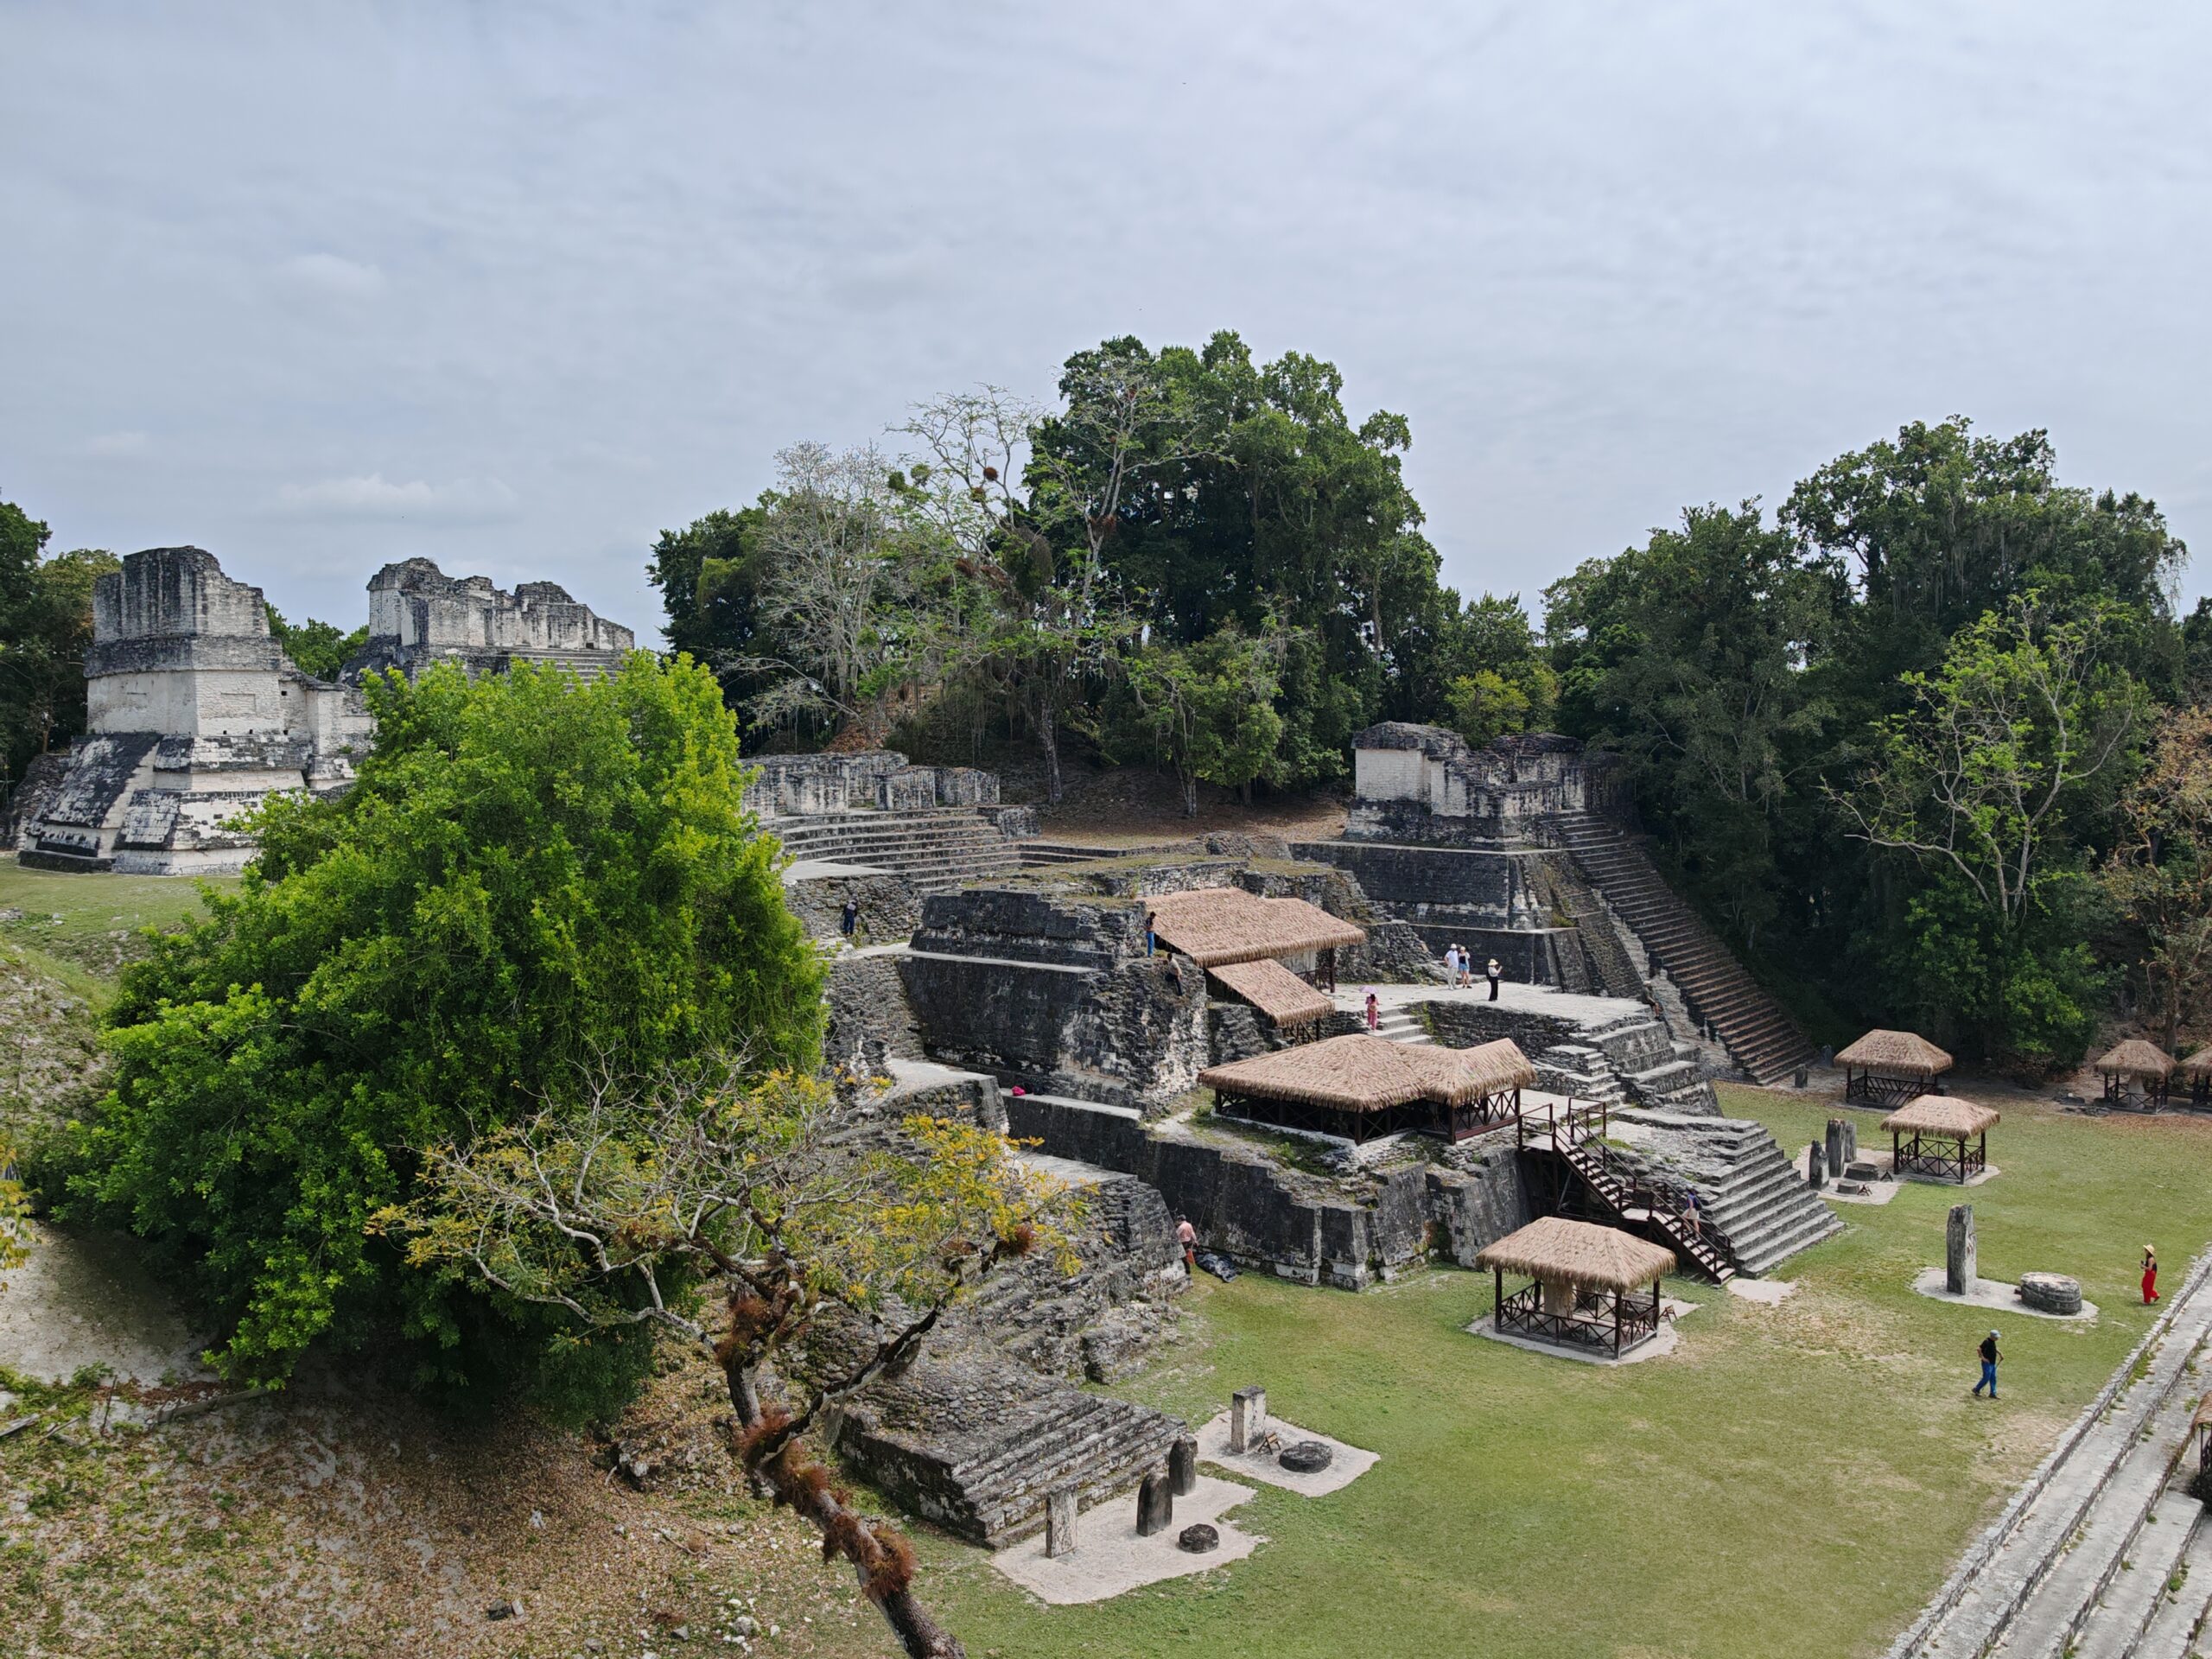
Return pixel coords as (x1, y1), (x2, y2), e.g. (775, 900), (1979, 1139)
(0, 497), (118, 780)
(72, 653), (822, 1402)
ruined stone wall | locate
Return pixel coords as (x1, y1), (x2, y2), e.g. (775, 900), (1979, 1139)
(1296, 840), (1567, 982)
(900, 888), (1207, 1107)
(1000, 1094), (1533, 1289)
(823, 951), (925, 1071)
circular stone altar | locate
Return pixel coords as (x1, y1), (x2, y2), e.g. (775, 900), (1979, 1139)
(2018, 1273), (2084, 1315)
(1177, 1523), (1219, 1554)
(1278, 1440), (1334, 1474)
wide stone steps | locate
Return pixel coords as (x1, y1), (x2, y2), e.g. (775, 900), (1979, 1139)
(2133, 1507), (2212, 1656)
(1895, 1251), (2212, 1659)
(951, 1393), (1185, 1544)
(2070, 1491), (2199, 1659)
(1560, 1140), (1736, 1282)
(1607, 1110), (1841, 1277)
(1555, 815), (1816, 1084)
(1017, 842), (1128, 866)
(770, 810), (1023, 894)
(1374, 1009), (1433, 1046)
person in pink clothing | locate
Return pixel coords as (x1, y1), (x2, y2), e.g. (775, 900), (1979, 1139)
(1364, 990), (1379, 1032)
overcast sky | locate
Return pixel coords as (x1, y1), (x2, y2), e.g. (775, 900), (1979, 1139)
(5, 2), (2207, 644)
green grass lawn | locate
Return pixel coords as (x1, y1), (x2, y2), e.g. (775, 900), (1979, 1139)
(0, 860), (232, 1000)
(924, 1085), (2212, 1659)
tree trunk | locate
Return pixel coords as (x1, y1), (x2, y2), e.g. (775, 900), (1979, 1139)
(1181, 770), (1198, 817)
(721, 1352), (966, 1659)
(1039, 701), (1063, 805)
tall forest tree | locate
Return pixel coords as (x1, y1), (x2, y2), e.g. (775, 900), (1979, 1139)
(73, 654), (822, 1402)
(0, 497), (118, 782)
(2101, 707), (2212, 1052)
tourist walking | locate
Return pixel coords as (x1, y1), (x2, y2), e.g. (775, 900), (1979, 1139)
(1443, 943), (1460, 983)
(1485, 957), (1503, 1001)
(1974, 1330), (2001, 1398)
(1456, 946), (1473, 988)
(1682, 1189), (1701, 1239)
(1364, 989), (1379, 1032)
(2144, 1244), (2159, 1305)
(1145, 910), (1157, 957)
(840, 897), (859, 940)
(1176, 1213), (1198, 1274)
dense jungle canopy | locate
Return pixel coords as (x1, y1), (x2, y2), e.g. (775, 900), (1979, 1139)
(647, 333), (2209, 1069)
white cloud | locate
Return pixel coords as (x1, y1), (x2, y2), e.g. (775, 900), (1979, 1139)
(277, 252), (388, 300)
(86, 429), (149, 457)
(270, 473), (519, 523)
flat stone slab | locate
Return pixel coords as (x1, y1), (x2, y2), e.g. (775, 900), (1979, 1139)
(1193, 1412), (1378, 1497)
(779, 859), (889, 883)
(1825, 1176), (1902, 1206)
(1911, 1268), (2098, 1322)
(1726, 1278), (1799, 1306)
(0, 1222), (212, 1386)
(990, 1475), (1257, 1605)
(1464, 1296), (1700, 1366)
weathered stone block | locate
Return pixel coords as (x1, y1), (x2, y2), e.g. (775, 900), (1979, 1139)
(1230, 1385), (1267, 1453)
(1045, 1487), (1077, 1557)
(1136, 1471), (1173, 1536)
(1807, 1141), (1825, 1189)
(1168, 1435), (1198, 1496)
(2018, 1272), (2081, 1315)
(1947, 1204), (1976, 1296)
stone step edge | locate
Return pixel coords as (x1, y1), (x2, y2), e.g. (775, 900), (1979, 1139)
(2066, 1489), (2199, 1659)
(1886, 1245), (2212, 1659)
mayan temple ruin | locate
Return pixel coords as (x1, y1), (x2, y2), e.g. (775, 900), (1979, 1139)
(11, 548), (632, 874)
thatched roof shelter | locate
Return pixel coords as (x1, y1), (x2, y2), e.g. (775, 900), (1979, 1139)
(1882, 1096), (2000, 1138)
(1207, 957), (1332, 1027)
(1836, 1029), (1955, 1077)
(1145, 887), (1366, 968)
(2181, 1048), (2212, 1078)
(2094, 1039), (2176, 1081)
(1199, 1033), (1534, 1113)
(1474, 1216), (1675, 1293)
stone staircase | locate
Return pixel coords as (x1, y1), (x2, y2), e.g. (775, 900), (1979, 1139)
(1893, 1249), (2212, 1659)
(945, 1389), (1185, 1545)
(1017, 840), (1128, 868)
(1373, 1007), (1433, 1046)
(768, 808), (1023, 895)
(1553, 813), (1816, 1085)
(1611, 1110), (1842, 1277)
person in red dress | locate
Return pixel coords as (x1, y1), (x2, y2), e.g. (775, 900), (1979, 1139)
(2143, 1244), (2159, 1305)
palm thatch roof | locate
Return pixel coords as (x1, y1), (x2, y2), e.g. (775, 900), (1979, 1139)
(1207, 958), (1333, 1027)
(2094, 1039), (2175, 1080)
(1198, 1033), (1534, 1112)
(2182, 1048), (2212, 1078)
(1882, 1095), (2000, 1138)
(1473, 1216), (1675, 1292)
(1144, 887), (1366, 968)
(1835, 1029), (1955, 1076)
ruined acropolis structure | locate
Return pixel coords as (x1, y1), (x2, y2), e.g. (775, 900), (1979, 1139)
(16, 547), (373, 874)
(342, 557), (634, 681)
(14, 549), (636, 875)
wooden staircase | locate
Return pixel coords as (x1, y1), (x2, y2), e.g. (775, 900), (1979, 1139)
(1522, 1101), (1737, 1283)
(1552, 812), (1815, 1086)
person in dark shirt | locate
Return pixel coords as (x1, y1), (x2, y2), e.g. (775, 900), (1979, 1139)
(840, 897), (859, 939)
(1974, 1330), (2001, 1399)
(1485, 957), (1503, 1001)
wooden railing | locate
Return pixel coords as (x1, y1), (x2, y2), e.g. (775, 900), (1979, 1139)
(1493, 1281), (1662, 1357)
(1520, 1096), (1737, 1282)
